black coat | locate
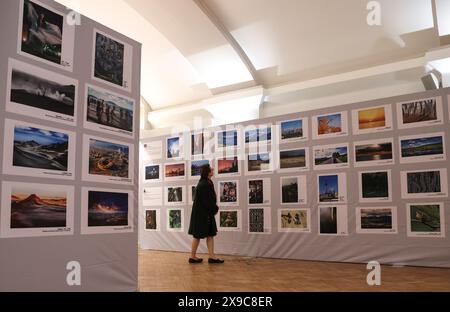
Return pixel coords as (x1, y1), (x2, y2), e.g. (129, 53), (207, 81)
(188, 178), (218, 239)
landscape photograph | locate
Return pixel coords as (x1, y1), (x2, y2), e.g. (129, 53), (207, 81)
(10, 186), (67, 228)
(401, 136), (444, 158)
(320, 207), (337, 234)
(407, 171), (441, 194)
(248, 153), (271, 172)
(167, 137), (180, 159)
(191, 160), (209, 177)
(361, 172), (389, 198)
(145, 165), (160, 181)
(165, 163), (185, 178)
(410, 204), (441, 233)
(360, 208), (392, 229)
(281, 177), (299, 203)
(217, 130), (238, 148)
(280, 210), (308, 229)
(220, 211), (238, 228)
(191, 132), (204, 155)
(86, 86), (134, 133)
(401, 98), (437, 124)
(355, 142), (393, 162)
(167, 187), (183, 203)
(245, 127), (271, 144)
(88, 139), (129, 178)
(87, 190), (128, 227)
(319, 175), (339, 202)
(145, 210), (157, 230)
(317, 113), (342, 135)
(168, 210), (182, 229)
(279, 149), (306, 169)
(248, 180), (264, 204)
(314, 146), (348, 165)
(358, 107), (386, 129)
(13, 124), (69, 171)
(217, 157), (239, 175)
(94, 32), (124, 87)
(10, 66), (75, 116)
(281, 119), (303, 140)
(220, 181), (238, 203)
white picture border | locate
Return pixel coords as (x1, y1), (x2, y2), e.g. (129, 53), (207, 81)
(277, 147), (310, 173)
(215, 128), (242, 153)
(247, 178), (272, 206)
(188, 183), (197, 205)
(215, 155), (241, 177)
(189, 159), (211, 180)
(248, 207), (272, 235)
(318, 205), (348, 236)
(313, 143), (350, 171)
(406, 202), (445, 238)
(244, 124), (273, 148)
(280, 175), (307, 205)
(278, 117), (309, 143)
(312, 111), (348, 140)
(166, 135), (184, 161)
(216, 209), (242, 232)
(278, 208), (311, 233)
(245, 151), (274, 175)
(352, 104), (393, 135)
(358, 170), (392, 203)
(141, 140), (163, 162)
(142, 186), (163, 207)
(164, 185), (186, 206)
(164, 161), (186, 182)
(143, 163), (162, 184)
(144, 209), (160, 232)
(353, 138), (395, 168)
(218, 180), (240, 206)
(396, 96), (444, 129)
(400, 168), (448, 199)
(317, 173), (348, 204)
(167, 208), (185, 232)
(356, 206), (398, 234)
(399, 132), (446, 164)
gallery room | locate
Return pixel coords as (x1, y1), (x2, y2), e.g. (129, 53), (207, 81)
(1, 0), (450, 295)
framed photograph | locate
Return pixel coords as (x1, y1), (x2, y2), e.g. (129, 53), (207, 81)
(6, 58), (78, 126)
(92, 29), (133, 92)
(216, 209), (242, 232)
(191, 131), (205, 156)
(358, 170), (392, 203)
(319, 205), (348, 236)
(278, 117), (308, 143)
(352, 105), (393, 135)
(166, 136), (183, 160)
(167, 208), (184, 232)
(399, 133), (446, 164)
(356, 207), (398, 234)
(142, 187), (163, 206)
(0, 181), (74, 238)
(143, 164), (162, 183)
(244, 125), (272, 146)
(215, 128), (240, 152)
(396, 97), (444, 129)
(407, 203), (445, 238)
(246, 152), (273, 175)
(248, 207), (272, 234)
(312, 111), (348, 140)
(188, 184), (197, 205)
(81, 187), (133, 235)
(354, 138), (395, 167)
(18, 0), (75, 71)
(218, 180), (239, 206)
(164, 162), (186, 182)
(2, 119), (76, 180)
(164, 186), (186, 206)
(247, 178), (271, 206)
(84, 84), (135, 138)
(277, 148), (309, 172)
(216, 156), (240, 177)
(189, 159), (210, 180)
(278, 209), (311, 233)
(145, 209), (160, 232)
(280, 176), (307, 205)
(400, 169), (448, 199)
(82, 135), (134, 185)
(142, 140), (163, 161)
(313, 143), (349, 171)
(317, 173), (347, 204)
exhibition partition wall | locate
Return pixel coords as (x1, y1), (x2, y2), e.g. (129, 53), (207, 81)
(0, 0), (141, 291)
(140, 88), (450, 268)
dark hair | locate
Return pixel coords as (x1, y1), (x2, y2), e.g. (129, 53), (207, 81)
(200, 164), (211, 179)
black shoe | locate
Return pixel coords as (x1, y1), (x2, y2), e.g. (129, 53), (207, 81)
(208, 258), (225, 264)
(189, 258), (203, 264)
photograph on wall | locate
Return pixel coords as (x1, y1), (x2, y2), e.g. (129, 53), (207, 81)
(92, 29), (133, 92)
(82, 135), (134, 185)
(396, 97), (444, 129)
(247, 178), (271, 205)
(278, 117), (308, 143)
(165, 186), (186, 206)
(354, 138), (394, 167)
(0, 181), (74, 238)
(312, 111), (348, 139)
(189, 159), (210, 180)
(218, 181), (239, 206)
(2, 119), (76, 180)
(191, 131), (204, 156)
(356, 207), (397, 234)
(217, 210), (242, 232)
(352, 105), (392, 135)
(84, 84), (135, 138)
(278, 209), (310, 233)
(167, 209), (184, 232)
(278, 148), (309, 172)
(407, 203), (445, 238)
(143, 164), (161, 183)
(216, 129), (240, 151)
(145, 209), (160, 231)
(142, 187), (162, 206)
(216, 156), (240, 177)
(164, 162), (186, 181)
(313, 144), (349, 170)
(358, 170), (392, 203)
(400, 169), (448, 199)
(317, 173), (347, 204)
(248, 207), (271, 234)
(6, 58), (77, 125)
(142, 140), (163, 161)
(399, 133), (446, 164)
(319, 205), (348, 235)
(246, 152), (273, 174)
(280, 175), (307, 205)
(188, 184), (197, 205)
(81, 188), (133, 235)
(166, 136), (183, 160)
(18, 0), (75, 71)
(245, 125), (272, 145)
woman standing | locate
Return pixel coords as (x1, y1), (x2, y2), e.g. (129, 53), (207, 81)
(188, 164), (224, 264)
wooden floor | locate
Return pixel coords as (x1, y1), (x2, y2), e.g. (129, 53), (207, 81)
(138, 249), (450, 292)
